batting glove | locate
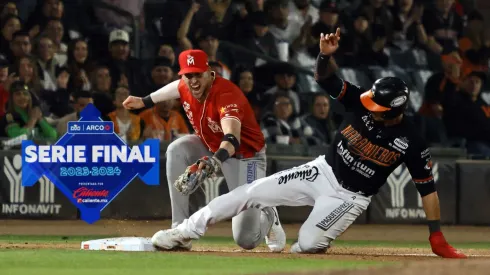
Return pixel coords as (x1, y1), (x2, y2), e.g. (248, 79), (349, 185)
(173, 156), (222, 196)
(429, 232), (467, 258)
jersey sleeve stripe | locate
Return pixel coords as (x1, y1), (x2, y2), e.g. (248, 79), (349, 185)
(220, 116), (242, 124)
(334, 80), (347, 100)
(413, 176), (434, 183)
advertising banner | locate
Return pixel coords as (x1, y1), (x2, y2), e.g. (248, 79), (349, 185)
(369, 159), (457, 224)
(457, 161), (490, 225)
(19, 104), (160, 224)
(0, 151), (77, 219)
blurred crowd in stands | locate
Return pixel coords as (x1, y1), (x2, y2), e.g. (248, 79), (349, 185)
(0, 0), (489, 157)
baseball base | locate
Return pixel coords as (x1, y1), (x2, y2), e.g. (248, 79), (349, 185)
(81, 237), (157, 252)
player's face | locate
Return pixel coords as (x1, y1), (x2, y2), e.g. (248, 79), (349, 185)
(370, 111), (384, 122)
(183, 71), (212, 100)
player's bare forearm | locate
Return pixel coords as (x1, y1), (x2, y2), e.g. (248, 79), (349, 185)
(421, 191), (441, 221)
(219, 118), (241, 156)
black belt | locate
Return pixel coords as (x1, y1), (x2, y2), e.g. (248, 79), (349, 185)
(332, 170), (374, 197)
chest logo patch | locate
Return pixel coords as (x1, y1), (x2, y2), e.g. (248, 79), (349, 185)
(207, 117), (223, 133)
(393, 138), (409, 150)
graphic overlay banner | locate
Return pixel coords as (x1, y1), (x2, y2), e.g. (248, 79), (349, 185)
(20, 104), (160, 224)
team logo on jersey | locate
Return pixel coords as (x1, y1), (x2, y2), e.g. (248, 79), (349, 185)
(390, 96), (407, 107)
(182, 101), (197, 134)
(187, 55), (195, 65)
(341, 125), (400, 167)
(207, 117), (223, 133)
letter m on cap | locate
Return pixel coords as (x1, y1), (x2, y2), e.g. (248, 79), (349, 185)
(187, 55), (194, 66)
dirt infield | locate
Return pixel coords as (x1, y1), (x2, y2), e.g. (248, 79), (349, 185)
(1, 220), (490, 274)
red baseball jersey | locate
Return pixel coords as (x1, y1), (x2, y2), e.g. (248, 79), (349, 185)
(178, 76), (265, 158)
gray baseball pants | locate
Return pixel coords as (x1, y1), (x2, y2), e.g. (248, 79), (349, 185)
(166, 134), (272, 249)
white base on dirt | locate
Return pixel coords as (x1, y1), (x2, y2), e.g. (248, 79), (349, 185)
(81, 237), (157, 252)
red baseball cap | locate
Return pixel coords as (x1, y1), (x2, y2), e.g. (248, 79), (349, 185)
(178, 49), (209, 75)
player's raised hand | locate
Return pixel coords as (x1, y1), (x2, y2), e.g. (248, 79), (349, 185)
(320, 28), (341, 56)
(123, 96), (144, 110)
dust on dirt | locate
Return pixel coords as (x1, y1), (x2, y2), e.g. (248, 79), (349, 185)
(1, 220), (489, 274)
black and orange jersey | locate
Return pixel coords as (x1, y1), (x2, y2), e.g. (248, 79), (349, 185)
(319, 76), (435, 196)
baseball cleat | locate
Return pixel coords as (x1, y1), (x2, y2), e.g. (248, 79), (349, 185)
(289, 241), (328, 254)
(151, 228), (192, 251)
(290, 241), (302, 253)
(263, 207), (286, 252)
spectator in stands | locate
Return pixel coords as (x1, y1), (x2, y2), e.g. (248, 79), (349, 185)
(440, 70), (490, 156)
(1, 2), (18, 19)
(308, 1), (344, 59)
(90, 65), (114, 118)
(288, 0), (319, 26)
(357, 0), (394, 40)
(195, 27), (232, 79)
(146, 57), (174, 96)
(234, 11), (279, 68)
(340, 11), (389, 67)
(423, 0), (464, 55)
(13, 55), (48, 115)
(65, 38), (93, 92)
(157, 44), (176, 66)
(0, 54), (15, 117)
(261, 91), (315, 145)
(94, 0), (145, 31)
(0, 14), (21, 55)
(34, 36), (63, 92)
(103, 29), (145, 97)
(25, 0), (63, 38)
(458, 10), (490, 70)
(301, 93), (336, 145)
(107, 85), (144, 143)
(264, 0), (304, 61)
(0, 80), (56, 140)
(389, 0), (427, 50)
(176, 2), (200, 51)
(139, 99), (189, 142)
(43, 67), (73, 119)
(56, 90), (92, 136)
(8, 30), (32, 63)
(209, 61), (223, 77)
(233, 65), (264, 121)
(265, 63), (302, 115)
(420, 49), (462, 118)
(43, 17), (67, 66)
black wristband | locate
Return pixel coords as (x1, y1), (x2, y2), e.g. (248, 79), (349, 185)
(315, 53), (331, 80)
(142, 95), (155, 108)
(428, 220), (441, 234)
(222, 134), (240, 153)
(213, 148), (230, 163)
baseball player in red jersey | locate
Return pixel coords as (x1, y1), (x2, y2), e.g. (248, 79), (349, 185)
(123, 49), (286, 252)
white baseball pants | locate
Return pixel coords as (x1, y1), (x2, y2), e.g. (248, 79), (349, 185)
(176, 155), (372, 252)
